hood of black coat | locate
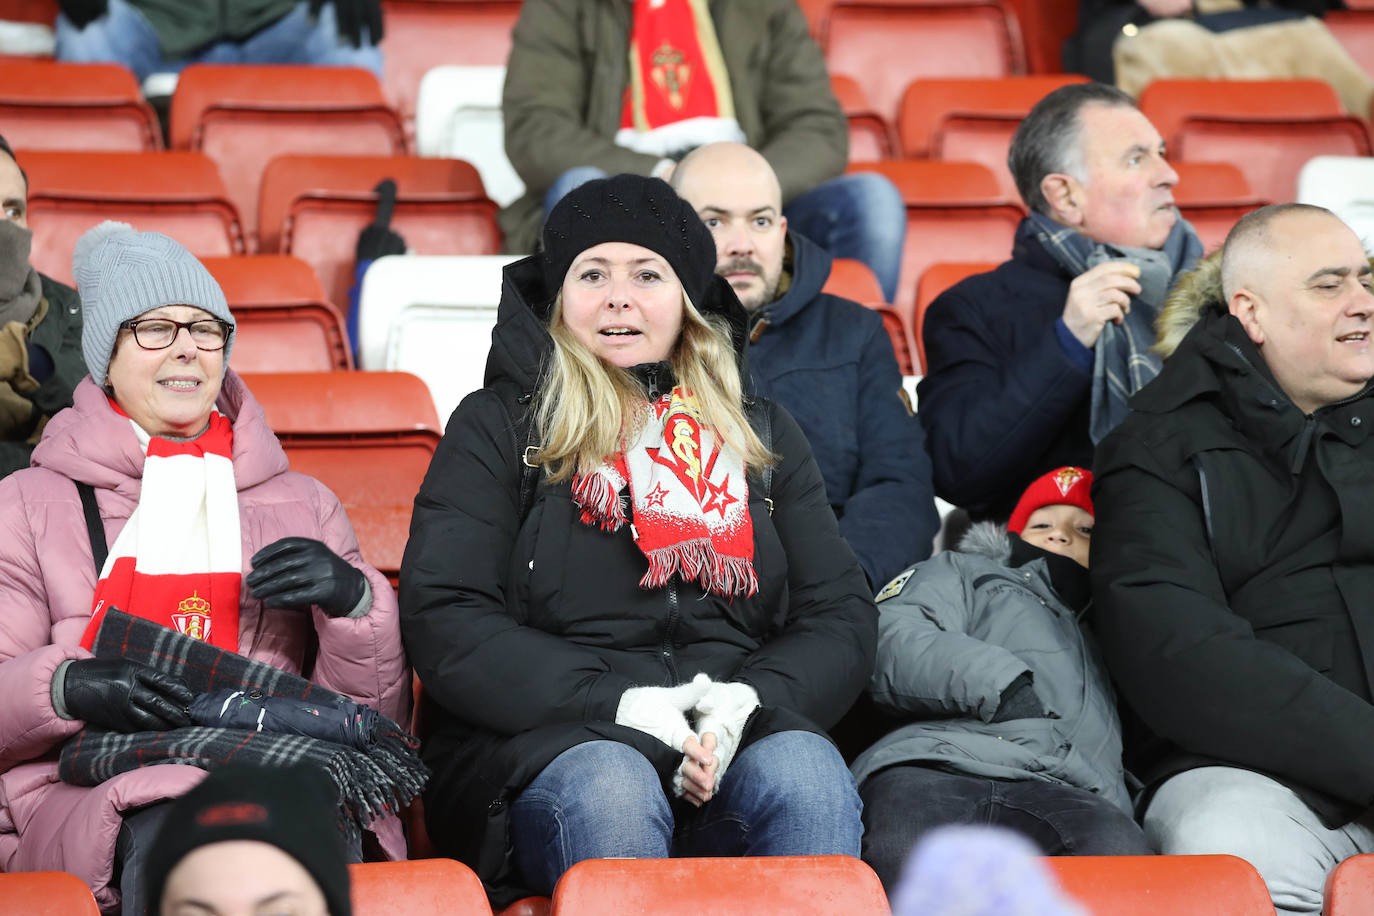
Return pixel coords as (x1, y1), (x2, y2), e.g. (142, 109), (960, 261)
(484, 254), (755, 400)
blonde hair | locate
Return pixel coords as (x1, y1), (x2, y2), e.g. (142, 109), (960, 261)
(532, 291), (774, 482)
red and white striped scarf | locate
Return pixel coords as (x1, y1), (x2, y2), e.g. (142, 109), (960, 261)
(82, 407), (241, 652)
(573, 387), (756, 597)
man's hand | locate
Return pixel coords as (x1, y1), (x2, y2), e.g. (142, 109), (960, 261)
(1062, 261), (1142, 349)
(1138, 0), (1193, 17)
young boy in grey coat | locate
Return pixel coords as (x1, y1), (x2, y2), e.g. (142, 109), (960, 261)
(853, 467), (1151, 891)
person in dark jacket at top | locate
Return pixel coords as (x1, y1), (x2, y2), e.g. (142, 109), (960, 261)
(54, 0), (383, 84)
(400, 174), (876, 907)
(854, 466), (1150, 893)
(917, 82), (1201, 522)
(671, 141), (939, 589)
(0, 135), (84, 478)
(1091, 203), (1374, 913)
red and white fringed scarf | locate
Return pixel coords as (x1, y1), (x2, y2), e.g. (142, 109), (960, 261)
(81, 408), (242, 652)
(573, 387), (757, 598)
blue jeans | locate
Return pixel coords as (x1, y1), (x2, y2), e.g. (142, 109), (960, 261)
(544, 166), (907, 303)
(509, 732), (864, 896)
(55, 0), (383, 84)
(859, 764), (1152, 893)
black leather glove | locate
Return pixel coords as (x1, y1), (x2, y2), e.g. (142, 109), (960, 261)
(246, 536), (367, 617)
(58, 0), (108, 29)
(310, 0), (383, 48)
(990, 671), (1045, 723)
(59, 658), (194, 732)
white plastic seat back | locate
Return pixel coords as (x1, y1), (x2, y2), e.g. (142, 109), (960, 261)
(358, 254), (521, 424)
(416, 65), (526, 208)
(1298, 155), (1374, 248)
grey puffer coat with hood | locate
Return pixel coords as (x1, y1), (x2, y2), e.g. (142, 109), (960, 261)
(852, 522), (1132, 816)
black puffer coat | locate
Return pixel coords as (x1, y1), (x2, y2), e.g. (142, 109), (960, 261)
(1092, 295), (1374, 827)
(399, 256), (876, 905)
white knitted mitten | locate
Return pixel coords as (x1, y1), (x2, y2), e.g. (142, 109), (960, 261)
(615, 673), (712, 751)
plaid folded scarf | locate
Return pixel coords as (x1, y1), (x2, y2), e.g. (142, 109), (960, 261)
(58, 609), (426, 853)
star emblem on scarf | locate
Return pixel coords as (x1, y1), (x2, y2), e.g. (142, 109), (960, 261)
(700, 473), (737, 517)
(644, 482), (670, 509)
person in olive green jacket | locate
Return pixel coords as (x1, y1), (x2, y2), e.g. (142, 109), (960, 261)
(0, 136), (86, 478)
(500, 0), (907, 302)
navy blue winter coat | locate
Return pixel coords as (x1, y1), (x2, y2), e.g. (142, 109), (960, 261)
(916, 220), (1094, 522)
(747, 232), (939, 588)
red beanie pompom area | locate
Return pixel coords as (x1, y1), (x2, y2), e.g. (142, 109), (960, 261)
(1007, 466), (1094, 535)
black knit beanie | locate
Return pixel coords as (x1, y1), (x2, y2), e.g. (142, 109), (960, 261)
(144, 764), (353, 916)
(540, 173), (718, 307)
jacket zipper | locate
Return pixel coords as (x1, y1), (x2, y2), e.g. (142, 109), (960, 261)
(661, 579), (681, 683)
(644, 364), (663, 400)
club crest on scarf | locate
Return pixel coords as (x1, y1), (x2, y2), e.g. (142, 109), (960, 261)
(171, 591), (213, 642)
(573, 387), (757, 597)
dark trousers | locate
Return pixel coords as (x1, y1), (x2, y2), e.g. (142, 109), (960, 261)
(859, 764), (1152, 893)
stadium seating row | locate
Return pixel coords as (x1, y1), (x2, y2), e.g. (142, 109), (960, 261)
(20, 850), (1374, 914)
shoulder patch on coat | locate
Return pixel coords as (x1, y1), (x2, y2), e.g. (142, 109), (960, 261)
(875, 567), (915, 602)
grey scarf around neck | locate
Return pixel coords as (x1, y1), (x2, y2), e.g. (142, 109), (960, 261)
(0, 220), (42, 328)
(1030, 210), (1204, 444)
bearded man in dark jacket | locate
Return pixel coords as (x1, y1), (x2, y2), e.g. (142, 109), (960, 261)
(672, 142), (939, 589)
(917, 82), (1201, 522)
(1092, 203), (1374, 914)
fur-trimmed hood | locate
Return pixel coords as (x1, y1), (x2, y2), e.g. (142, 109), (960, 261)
(956, 520), (1014, 564)
(1154, 250), (1223, 361)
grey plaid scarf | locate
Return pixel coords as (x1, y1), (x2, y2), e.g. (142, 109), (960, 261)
(58, 609), (427, 854)
(1028, 211), (1203, 443)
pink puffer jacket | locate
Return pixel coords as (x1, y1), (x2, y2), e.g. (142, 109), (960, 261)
(0, 371), (411, 911)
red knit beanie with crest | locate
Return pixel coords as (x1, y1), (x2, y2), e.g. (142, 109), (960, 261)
(1007, 466), (1094, 535)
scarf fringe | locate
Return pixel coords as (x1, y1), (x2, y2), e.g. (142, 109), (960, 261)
(572, 471), (627, 531)
(639, 540), (759, 597)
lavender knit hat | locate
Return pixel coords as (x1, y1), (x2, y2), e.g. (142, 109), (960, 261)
(891, 826), (1090, 916)
(72, 221), (234, 385)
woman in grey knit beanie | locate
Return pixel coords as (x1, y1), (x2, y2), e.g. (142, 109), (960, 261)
(0, 220), (411, 914)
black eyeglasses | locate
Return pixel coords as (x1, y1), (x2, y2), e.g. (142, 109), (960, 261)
(119, 318), (232, 352)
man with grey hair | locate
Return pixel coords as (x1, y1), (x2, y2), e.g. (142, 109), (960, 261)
(0, 135), (84, 478)
(917, 82), (1200, 522)
(1092, 203), (1374, 912)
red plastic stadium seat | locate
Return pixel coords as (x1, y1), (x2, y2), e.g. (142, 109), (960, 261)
(832, 75), (896, 162)
(823, 257), (886, 304)
(0, 871), (101, 915)
(349, 858), (491, 915)
(242, 370), (440, 582)
(874, 304), (916, 376)
(498, 899), (553, 916)
(914, 260), (998, 374)
(818, 0), (1027, 129)
(0, 60), (161, 151)
(898, 75), (1089, 198)
(379, 0), (522, 143)
(201, 255), (353, 371)
(258, 154), (500, 312)
(22, 149), (243, 284)
(848, 159), (1021, 320)
(1171, 161), (1265, 254)
(1140, 79), (1371, 204)
(1046, 854), (1276, 915)
(1005, 0), (1079, 73)
(548, 856), (889, 915)
(169, 64), (406, 251)
(1325, 853), (1374, 915)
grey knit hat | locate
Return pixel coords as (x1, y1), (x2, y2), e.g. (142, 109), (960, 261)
(72, 221), (235, 385)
